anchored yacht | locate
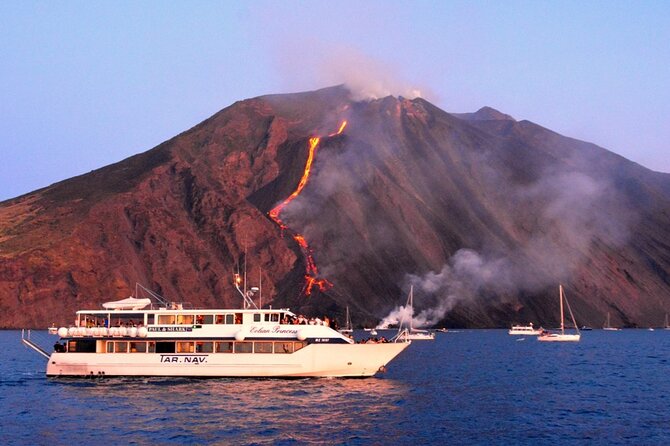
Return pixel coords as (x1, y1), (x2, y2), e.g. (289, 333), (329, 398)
(508, 323), (542, 336)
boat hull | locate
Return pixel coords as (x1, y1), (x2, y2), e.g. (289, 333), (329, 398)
(508, 329), (541, 335)
(538, 334), (581, 342)
(46, 342), (410, 378)
(398, 330), (434, 340)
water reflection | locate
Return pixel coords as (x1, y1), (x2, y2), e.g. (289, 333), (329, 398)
(49, 377), (410, 444)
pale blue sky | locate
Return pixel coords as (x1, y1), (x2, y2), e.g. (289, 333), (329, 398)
(1, 1), (669, 201)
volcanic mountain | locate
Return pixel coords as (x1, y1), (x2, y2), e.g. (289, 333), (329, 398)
(2, 86), (670, 329)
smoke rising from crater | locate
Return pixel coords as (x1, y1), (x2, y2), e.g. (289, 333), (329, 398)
(272, 40), (434, 102)
(317, 47), (430, 101)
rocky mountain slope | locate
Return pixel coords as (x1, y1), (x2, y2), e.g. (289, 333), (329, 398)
(2, 86), (669, 328)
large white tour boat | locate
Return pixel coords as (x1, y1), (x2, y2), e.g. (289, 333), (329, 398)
(24, 283), (410, 378)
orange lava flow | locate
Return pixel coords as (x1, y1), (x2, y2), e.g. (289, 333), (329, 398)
(330, 120), (347, 136)
(268, 137), (320, 227)
(268, 122), (346, 296)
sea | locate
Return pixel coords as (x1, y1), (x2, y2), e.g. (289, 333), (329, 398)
(2, 329), (669, 445)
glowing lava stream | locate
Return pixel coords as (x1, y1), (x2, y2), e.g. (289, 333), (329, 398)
(268, 121), (347, 296)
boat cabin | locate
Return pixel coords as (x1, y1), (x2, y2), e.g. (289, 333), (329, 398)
(73, 308), (293, 329)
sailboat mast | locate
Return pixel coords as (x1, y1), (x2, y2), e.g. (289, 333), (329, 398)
(559, 284), (565, 334)
(409, 285), (414, 332)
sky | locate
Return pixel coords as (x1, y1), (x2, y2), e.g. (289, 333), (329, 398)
(1, 1), (669, 202)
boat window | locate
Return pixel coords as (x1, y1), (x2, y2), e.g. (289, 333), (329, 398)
(235, 313), (243, 324)
(67, 339), (97, 353)
(177, 314), (194, 325)
(115, 342), (128, 353)
(196, 342), (214, 353)
(147, 314), (155, 325)
(274, 342), (294, 354)
(227, 314), (235, 324)
(253, 313), (261, 322)
(106, 341), (114, 353)
(156, 341), (175, 354)
(108, 314), (143, 327)
(158, 315), (175, 325)
(81, 315), (107, 328)
(147, 342), (156, 353)
(234, 342), (252, 353)
(215, 341), (233, 353)
(294, 341), (306, 352)
(254, 342), (273, 353)
(197, 315), (214, 325)
(129, 342), (147, 353)
(176, 341), (194, 353)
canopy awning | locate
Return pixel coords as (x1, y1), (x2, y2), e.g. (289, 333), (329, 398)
(102, 296), (151, 310)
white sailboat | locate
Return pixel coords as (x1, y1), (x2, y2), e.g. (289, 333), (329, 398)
(397, 286), (435, 341)
(664, 314), (670, 330)
(339, 306), (353, 334)
(603, 312), (621, 331)
(538, 284), (581, 342)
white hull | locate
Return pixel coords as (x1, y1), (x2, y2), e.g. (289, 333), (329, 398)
(538, 333), (581, 342)
(46, 342), (409, 378)
(508, 328), (542, 335)
(399, 331), (435, 341)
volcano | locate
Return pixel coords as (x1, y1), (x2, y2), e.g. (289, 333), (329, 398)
(2, 86), (670, 329)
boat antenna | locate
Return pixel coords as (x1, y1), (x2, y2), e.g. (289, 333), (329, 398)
(243, 243), (248, 295)
(259, 267), (263, 309)
(135, 283), (169, 308)
(234, 273), (259, 310)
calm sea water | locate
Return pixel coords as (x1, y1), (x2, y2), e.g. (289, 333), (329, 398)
(3, 329), (669, 445)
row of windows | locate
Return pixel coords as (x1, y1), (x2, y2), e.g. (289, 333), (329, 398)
(155, 313), (283, 325)
(79, 312), (287, 327)
(156, 314), (243, 325)
(66, 339), (306, 354)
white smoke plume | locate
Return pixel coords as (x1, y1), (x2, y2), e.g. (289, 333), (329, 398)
(271, 38), (434, 102)
(316, 47), (429, 101)
(378, 249), (507, 328)
(378, 168), (633, 328)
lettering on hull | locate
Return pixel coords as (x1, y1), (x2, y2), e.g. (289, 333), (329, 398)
(149, 327), (193, 332)
(248, 326), (299, 335)
(160, 355), (208, 364)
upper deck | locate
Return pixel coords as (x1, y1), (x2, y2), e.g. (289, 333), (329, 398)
(60, 305), (349, 343)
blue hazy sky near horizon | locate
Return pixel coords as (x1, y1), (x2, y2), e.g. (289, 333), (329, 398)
(1, 1), (669, 202)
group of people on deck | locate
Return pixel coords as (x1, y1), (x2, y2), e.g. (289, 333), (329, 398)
(358, 336), (389, 344)
(281, 314), (331, 326)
